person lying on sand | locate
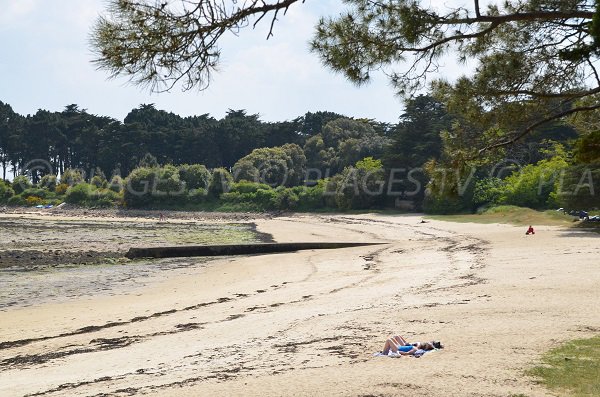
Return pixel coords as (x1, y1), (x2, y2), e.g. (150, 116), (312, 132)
(381, 335), (442, 355)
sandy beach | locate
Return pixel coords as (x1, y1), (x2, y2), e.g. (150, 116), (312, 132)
(0, 210), (598, 396)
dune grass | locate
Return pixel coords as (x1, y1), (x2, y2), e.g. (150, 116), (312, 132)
(427, 205), (578, 226)
(527, 335), (600, 396)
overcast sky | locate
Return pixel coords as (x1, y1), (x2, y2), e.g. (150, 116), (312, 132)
(0, 0), (468, 123)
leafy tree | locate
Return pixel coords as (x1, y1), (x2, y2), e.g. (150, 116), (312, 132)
(178, 164), (210, 190)
(233, 144), (306, 187)
(232, 147), (289, 186)
(421, 121), (493, 213)
(217, 110), (267, 167)
(385, 95), (452, 169)
(123, 165), (185, 207)
(232, 159), (260, 184)
(335, 157), (385, 210)
(498, 146), (570, 209)
(471, 177), (504, 209)
(91, 0), (304, 91)
(574, 130), (600, 164)
(313, 1), (600, 153)
(556, 164), (600, 209)
(296, 111), (348, 137)
(305, 118), (390, 174)
(303, 135), (328, 171)
(280, 143), (307, 186)
(0, 101), (23, 180)
(263, 120), (304, 148)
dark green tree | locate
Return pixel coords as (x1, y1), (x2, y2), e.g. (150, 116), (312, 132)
(217, 110), (267, 167)
(0, 102), (23, 180)
(385, 95), (452, 169)
(305, 118), (390, 174)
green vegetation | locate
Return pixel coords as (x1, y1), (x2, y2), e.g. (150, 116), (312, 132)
(428, 206), (576, 227)
(0, 93), (597, 214)
(527, 335), (600, 397)
(2, 2), (600, 215)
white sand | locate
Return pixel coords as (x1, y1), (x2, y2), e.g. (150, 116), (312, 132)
(0, 213), (598, 396)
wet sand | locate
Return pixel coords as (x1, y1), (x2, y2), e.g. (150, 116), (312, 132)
(0, 211), (598, 396)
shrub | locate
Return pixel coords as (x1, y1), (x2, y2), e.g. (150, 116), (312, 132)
(230, 181), (272, 194)
(25, 196), (45, 206)
(208, 168), (233, 197)
(7, 195), (27, 206)
(178, 164), (210, 190)
(91, 189), (119, 207)
(91, 175), (108, 189)
(334, 158), (385, 210)
(254, 188), (278, 209)
(297, 185), (326, 210)
(155, 165), (186, 197)
(55, 183), (69, 195)
(39, 174), (57, 191)
(274, 188), (300, 210)
(60, 169), (85, 186)
(65, 183), (94, 205)
(220, 191), (247, 204)
(187, 188), (208, 204)
(12, 175), (32, 194)
(0, 180), (15, 201)
(123, 166), (186, 208)
(498, 154), (568, 209)
(321, 176), (341, 208)
(422, 193), (466, 214)
(108, 175), (123, 193)
(21, 188), (47, 199)
(123, 167), (157, 207)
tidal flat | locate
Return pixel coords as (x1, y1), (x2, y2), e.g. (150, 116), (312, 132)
(0, 212), (268, 308)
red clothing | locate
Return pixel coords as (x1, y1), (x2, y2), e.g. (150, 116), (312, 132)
(526, 226), (535, 235)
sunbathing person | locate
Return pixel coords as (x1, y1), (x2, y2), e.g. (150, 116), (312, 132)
(381, 335), (442, 355)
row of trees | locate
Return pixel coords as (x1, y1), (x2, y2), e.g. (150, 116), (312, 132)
(2, 93), (596, 212)
(2, 101), (390, 181)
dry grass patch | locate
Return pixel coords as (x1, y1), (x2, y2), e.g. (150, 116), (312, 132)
(428, 206), (576, 226)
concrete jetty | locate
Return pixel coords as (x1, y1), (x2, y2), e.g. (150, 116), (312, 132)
(125, 242), (384, 259)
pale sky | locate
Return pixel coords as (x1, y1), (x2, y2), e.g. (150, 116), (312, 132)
(0, 0), (469, 123)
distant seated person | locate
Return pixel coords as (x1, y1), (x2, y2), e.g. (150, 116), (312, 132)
(381, 335), (442, 356)
(526, 225), (535, 235)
